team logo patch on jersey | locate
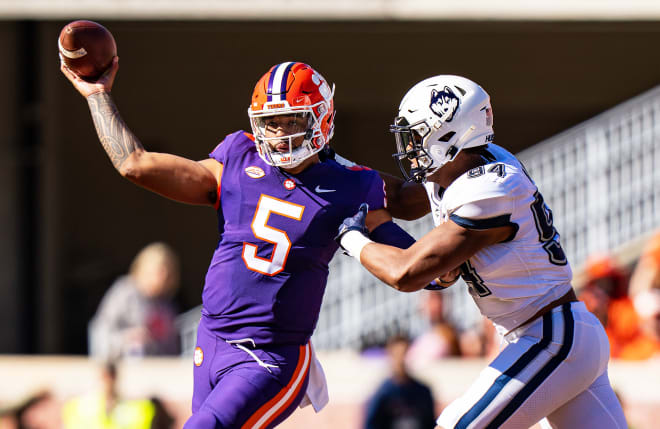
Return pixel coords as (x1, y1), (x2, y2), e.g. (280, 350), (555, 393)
(430, 86), (459, 122)
(284, 179), (296, 190)
(245, 166), (265, 179)
(194, 347), (204, 366)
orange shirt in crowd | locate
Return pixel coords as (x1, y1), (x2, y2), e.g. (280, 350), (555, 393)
(606, 297), (660, 360)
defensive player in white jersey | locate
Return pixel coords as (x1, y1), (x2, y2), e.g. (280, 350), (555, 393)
(337, 75), (627, 429)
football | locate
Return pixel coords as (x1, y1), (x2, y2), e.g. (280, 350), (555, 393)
(58, 20), (116, 80)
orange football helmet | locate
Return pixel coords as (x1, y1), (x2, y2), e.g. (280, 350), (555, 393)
(248, 62), (335, 168)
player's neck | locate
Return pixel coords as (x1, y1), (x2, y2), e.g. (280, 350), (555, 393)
(428, 151), (486, 188)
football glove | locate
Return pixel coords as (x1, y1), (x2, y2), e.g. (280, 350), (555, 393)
(336, 203), (370, 256)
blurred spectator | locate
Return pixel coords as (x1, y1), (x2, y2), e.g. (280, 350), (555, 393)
(457, 317), (501, 360)
(632, 289), (660, 358)
(630, 231), (660, 296)
(405, 291), (459, 366)
(407, 289), (500, 362)
(88, 242), (180, 360)
(0, 390), (60, 429)
(578, 253), (659, 360)
(364, 334), (436, 429)
(145, 398), (175, 429)
(61, 361), (164, 429)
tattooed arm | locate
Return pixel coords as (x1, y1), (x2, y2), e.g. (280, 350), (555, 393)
(61, 57), (220, 206)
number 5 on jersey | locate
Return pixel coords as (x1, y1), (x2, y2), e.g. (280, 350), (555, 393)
(242, 195), (305, 276)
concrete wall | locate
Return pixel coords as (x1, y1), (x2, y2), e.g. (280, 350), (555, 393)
(2, 19), (660, 352)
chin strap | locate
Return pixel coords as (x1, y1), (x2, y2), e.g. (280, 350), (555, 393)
(448, 125), (476, 161)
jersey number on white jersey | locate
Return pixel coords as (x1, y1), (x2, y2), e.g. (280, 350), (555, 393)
(461, 260), (492, 297)
(460, 163), (567, 298)
(530, 191), (567, 266)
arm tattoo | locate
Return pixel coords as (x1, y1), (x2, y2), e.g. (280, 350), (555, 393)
(87, 92), (143, 170)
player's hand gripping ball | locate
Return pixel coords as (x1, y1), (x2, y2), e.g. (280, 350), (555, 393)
(58, 20), (116, 80)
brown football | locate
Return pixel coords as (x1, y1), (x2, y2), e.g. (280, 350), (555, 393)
(58, 20), (116, 80)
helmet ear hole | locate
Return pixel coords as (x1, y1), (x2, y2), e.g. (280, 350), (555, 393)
(438, 131), (456, 142)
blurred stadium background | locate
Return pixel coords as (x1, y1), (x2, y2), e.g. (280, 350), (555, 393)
(1, 1), (660, 428)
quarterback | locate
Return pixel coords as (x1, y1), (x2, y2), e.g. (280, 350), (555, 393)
(60, 58), (424, 428)
(338, 75), (628, 428)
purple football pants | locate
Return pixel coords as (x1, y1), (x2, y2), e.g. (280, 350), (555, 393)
(184, 322), (311, 429)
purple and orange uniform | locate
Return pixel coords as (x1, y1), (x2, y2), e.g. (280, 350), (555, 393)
(186, 131), (386, 428)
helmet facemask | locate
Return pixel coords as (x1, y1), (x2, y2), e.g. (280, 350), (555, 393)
(250, 110), (321, 168)
(391, 117), (436, 183)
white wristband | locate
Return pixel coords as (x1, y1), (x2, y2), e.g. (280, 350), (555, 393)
(339, 230), (374, 262)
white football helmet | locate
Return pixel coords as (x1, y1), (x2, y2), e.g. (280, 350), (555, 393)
(390, 75), (494, 182)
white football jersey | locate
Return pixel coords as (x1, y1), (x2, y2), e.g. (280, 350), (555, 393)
(425, 144), (572, 335)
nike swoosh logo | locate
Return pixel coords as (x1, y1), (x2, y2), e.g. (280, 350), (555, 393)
(315, 185), (336, 193)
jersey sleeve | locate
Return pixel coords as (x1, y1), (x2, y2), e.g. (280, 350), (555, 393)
(444, 170), (520, 236)
(209, 137), (229, 164)
(362, 170), (387, 212)
(209, 131), (253, 164)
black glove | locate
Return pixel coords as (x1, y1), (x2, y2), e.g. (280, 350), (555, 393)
(335, 203), (369, 252)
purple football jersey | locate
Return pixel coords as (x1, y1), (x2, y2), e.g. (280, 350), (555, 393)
(200, 131), (385, 345)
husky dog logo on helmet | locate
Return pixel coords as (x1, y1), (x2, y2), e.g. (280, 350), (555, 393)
(429, 86), (459, 122)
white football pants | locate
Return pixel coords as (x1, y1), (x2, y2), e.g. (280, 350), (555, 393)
(436, 302), (627, 429)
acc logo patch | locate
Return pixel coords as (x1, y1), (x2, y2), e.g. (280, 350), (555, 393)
(430, 86), (459, 122)
(283, 179), (296, 190)
(194, 346), (204, 366)
(245, 166), (265, 179)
